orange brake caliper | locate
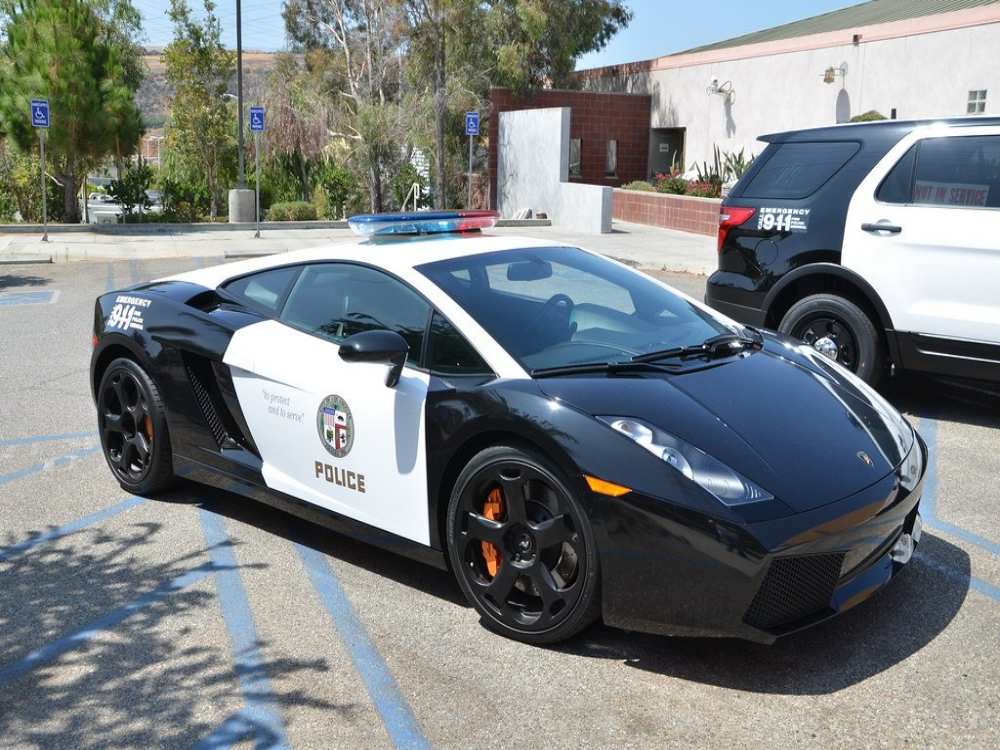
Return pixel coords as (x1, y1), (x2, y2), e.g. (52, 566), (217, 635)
(482, 488), (504, 577)
(143, 415), (154, 443)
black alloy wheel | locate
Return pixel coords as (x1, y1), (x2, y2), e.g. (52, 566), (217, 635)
(779, 293), (882, 384)
(447, 446), (600, 644)
(97, 358), (175, 494)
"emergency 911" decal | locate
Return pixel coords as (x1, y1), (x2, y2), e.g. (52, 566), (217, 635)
(107, 295), (151, 332)
(757, 207), (810, 233)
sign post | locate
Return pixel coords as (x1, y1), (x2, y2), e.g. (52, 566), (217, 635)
(249, 106), (264, 238)
(31, 99), (50, 241)
(464, 111), (479, 209)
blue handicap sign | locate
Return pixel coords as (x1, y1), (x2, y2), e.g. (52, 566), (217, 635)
(249, 106), (265, 132)
(31, 99), (49, 129)
(465, 111), (479, 136)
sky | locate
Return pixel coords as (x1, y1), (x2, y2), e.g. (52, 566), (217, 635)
(135, 0), (859, 63)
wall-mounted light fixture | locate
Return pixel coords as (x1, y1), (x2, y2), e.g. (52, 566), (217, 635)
(822, 63), (848, 85)
(707, 77), (735, 103)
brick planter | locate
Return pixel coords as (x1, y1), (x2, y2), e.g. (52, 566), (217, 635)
(612, 189), (721, 236)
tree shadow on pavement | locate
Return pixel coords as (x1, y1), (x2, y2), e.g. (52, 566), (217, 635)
(0, 273), (50, 291)
(562, 532), (970, 694)
(0, 513), (347, 749)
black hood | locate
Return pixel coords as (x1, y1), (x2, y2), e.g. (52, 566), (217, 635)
(537, 335), (913, 512)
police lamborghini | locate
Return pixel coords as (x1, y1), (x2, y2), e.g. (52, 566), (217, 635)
(90, 210), (926, 645)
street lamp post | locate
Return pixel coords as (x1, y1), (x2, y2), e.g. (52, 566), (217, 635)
(228, 0), (254, 223)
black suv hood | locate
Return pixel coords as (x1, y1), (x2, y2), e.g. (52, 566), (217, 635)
(537, 336), (913, 512)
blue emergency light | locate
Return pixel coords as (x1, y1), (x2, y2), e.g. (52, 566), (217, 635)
(347, 210), (499, 237)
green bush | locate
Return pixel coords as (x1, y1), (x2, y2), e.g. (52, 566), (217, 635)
(685, 180), (720, 198)
(621, 180), (655, 192)
(268, 200), (317, 221)
(654, 172), (688, 195)
(850, 110), (887, 122)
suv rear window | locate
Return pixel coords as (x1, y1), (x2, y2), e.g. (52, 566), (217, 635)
(742, 141), (860, 200)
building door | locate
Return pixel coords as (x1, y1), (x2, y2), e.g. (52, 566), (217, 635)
(648, 128), (685, 178)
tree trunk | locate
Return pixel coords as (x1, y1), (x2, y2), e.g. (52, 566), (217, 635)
(369, 151), (383, 213)
(62, 173), (81, 223)
(432, 9), (447, 209)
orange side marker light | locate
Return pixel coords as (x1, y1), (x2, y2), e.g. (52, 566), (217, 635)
(584, 475), (632, 497)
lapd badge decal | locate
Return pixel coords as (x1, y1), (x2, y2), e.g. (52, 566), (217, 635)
(317, 395), (354, 458)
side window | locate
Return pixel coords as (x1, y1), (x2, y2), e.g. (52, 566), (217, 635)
(742, 141), (860, 199)
(911, 136), (1000, 208)
(223, 266), (300, 313)
(281, 264), (430, 362)
(876, 145), (917, 204)
(427, 312), (492, 375)
(569, 138), (582, 178)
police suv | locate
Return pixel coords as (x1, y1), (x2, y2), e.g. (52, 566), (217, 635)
(706, 116), (1000, 384)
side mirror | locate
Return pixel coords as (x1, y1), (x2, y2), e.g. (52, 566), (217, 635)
(338, 330), (410, 387)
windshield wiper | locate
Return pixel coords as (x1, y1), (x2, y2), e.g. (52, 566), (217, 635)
(631, 332), (761, 364)
(531, 360), (678, 379)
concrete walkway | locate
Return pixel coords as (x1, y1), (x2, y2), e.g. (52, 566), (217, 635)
(0, 220), (717, 275)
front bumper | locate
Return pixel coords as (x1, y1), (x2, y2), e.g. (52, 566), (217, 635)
(594, 440), (926, 644)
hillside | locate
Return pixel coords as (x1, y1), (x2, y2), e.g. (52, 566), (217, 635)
(137, 50), (287, 127)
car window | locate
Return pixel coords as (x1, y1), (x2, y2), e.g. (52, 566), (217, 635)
(911, 136), (1000, 208)
(418, 246), (732, 371)
(223, 266), (301, 313)
(876, 145), (917, 204)
(427, 312), (492, 375)
(742, 141), (860, 200)
(281, 263), (430, 362)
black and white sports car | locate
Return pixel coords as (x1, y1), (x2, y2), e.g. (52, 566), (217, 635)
(90, 210), (926, 644)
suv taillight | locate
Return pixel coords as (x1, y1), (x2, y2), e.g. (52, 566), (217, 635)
(718, 206), (755, 253)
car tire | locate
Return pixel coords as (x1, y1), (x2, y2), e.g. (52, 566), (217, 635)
(97, 357), (175, 495)
(446, 445), (601, 645)
(779, 293), (883, 385)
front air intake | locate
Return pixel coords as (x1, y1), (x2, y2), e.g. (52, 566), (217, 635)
(743, 553), (845, 630)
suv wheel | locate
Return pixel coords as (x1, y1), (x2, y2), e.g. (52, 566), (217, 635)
(779, 293), (883, 384)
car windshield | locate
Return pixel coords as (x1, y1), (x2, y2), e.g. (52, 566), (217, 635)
(417, 246), (735, 372)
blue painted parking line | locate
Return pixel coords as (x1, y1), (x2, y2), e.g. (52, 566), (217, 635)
(128, 257), (141, 285)
(0, 445), (100, 488)
(0, 430), (97, 447)
(0, 495), (146, 564)
(297, 544), (430, 750)
(0, 289), (60, 307)
(915, 553), (1000, 604)
(199, 509), (290, 750)
(918, 418), (1000, 557)
(0, 563), (218, 687)
(106, 259), (115, 292)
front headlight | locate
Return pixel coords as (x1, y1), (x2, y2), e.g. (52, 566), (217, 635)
(598, 417), (773, 506)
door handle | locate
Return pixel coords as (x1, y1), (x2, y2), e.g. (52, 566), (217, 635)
(861, 222), (902, 234)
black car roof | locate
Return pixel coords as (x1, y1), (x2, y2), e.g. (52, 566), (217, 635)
(761, 116), (1000, 144)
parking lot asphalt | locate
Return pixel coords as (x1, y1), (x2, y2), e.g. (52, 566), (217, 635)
(1, 257), (998, 749)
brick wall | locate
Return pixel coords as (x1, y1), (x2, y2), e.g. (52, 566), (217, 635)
(612, 189), (721, 236)
(489, 88), (651, 210)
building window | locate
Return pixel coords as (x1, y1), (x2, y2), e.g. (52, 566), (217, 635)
(968, 90), (987, 114)
(569, 138), (581, 178)
(605, 140), (618, 177)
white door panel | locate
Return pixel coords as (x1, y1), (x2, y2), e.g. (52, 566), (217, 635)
(224, 320), (431, 545)
(844, 125), (1000, 344)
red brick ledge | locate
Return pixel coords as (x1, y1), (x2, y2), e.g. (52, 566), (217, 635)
(612, 189), (721, 236)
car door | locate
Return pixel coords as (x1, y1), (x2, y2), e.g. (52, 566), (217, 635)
(844, 125), (1000, 346)
(223, 262), (434, 545)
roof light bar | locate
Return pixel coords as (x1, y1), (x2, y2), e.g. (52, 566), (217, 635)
(347, 210), (499, 237)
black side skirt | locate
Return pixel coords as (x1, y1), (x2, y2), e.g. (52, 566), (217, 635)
(895, 331), (1000, 384)
(174, 454), (448, 570)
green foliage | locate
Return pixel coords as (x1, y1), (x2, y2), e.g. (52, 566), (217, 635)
(654, 171), (688, 195)
(621, 180), (655, 192)
(721, 147), (754, 181)
(685, 180), (719, 198)
(850, 110), (887, 122)
(0, 139), (65, 222)
(0, 0), (144, 222)
(155, 173), (206, 222)
(108, 158), (153, 216)
(391, 162), (429, 210)
(268, 200), (317, 221)
(311, 183), (330, 219)
(160, 0), (236, 219)
(693, 145), (725, 189)
(315, 160), (363, 219)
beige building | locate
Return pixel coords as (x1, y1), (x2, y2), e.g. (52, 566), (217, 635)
(579, 0), (1000, 176)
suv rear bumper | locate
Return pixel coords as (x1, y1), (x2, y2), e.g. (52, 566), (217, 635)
(705, 281), (766, 327)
